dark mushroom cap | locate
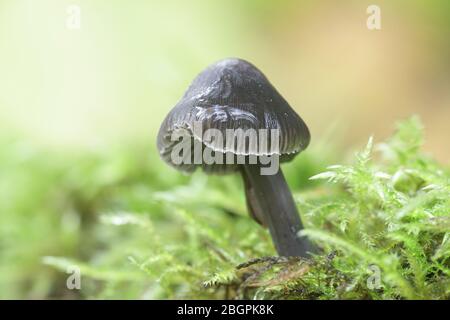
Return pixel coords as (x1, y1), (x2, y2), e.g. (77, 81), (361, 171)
(157, 58), (310, 174)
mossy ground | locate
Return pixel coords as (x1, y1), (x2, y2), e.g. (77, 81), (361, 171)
(1, 117), (448, 299)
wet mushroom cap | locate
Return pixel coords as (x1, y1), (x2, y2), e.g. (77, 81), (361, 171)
(157, 58), (310, 173)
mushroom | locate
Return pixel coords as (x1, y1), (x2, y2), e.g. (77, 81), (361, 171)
(157, 58), (315, 257)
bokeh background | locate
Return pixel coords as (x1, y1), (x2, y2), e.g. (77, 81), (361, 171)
(1, 0), (449, 160)
(0, 0), (448, 299)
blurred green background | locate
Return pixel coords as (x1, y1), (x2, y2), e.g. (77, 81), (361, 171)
(0, 0), (448, 299)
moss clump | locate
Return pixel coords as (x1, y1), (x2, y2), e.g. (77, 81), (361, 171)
(3, 117), (448, 299)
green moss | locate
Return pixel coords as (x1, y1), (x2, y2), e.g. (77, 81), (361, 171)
(1, 117), (449, 299)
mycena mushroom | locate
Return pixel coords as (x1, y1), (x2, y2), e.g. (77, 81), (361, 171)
(157, 58), (315, 257)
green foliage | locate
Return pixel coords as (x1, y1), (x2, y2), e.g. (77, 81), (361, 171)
(1, 117), (449, 299)
(303, 117), (449, 299)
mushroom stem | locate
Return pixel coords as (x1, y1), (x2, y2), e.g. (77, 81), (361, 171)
(241, 165), (316, 257)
